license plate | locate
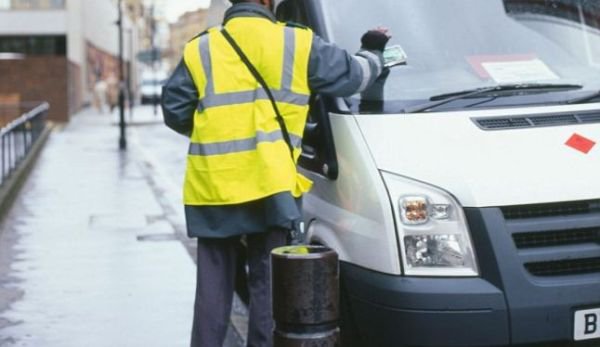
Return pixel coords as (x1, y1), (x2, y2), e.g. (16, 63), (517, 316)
(574, 308), (600, 341)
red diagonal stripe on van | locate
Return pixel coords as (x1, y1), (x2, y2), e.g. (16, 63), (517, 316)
(565, 133), (596, 154)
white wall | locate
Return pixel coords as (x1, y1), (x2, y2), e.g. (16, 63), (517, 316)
(66, 0), (84, 65)
(65, 0), (135, 104)
(0, 10), (67, 35)
(81, 0), (119, 57)
(0, 0), (137, 106)
(0, 1), (127, 62)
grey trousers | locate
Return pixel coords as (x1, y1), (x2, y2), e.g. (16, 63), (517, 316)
(191, 229), (287, 347)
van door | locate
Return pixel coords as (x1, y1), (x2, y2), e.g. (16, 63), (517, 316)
(276, 0), (340, 180)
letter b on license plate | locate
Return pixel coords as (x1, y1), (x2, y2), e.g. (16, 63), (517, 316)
(574, 308), (600, 341)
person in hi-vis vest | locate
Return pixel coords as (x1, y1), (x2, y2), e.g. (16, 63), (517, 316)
(161, 0), (390, 345)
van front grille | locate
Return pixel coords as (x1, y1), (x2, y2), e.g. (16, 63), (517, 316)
(477, 118), (531, 129)
(579, 112), (600, 123)
(501, 200), (600, 219)
(501, 200), (600, 277)
(530, 114), (578, 126)
(525, 257), (600, 277)
(513, 228), (600, 249)
(473, 110), (600, 130)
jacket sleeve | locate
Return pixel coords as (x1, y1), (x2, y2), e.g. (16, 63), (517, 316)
(161, 59), (198, 136)
(308, 35), (384, 97)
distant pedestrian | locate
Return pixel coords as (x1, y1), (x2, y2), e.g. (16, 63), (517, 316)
(161, 0), (390, 346)
(92, 79), (108, 114)
(105, 74), (119, 113)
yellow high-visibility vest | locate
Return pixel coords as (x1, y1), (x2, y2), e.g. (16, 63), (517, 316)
(182, 18), (313, 205)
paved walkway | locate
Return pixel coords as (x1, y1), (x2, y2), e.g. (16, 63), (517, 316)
(0, 108), (243, 346)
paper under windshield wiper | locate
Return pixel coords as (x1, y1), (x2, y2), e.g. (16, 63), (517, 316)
(402, 83), (582, 113)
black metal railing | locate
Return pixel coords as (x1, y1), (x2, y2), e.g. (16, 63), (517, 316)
(0, 102), (49, 187)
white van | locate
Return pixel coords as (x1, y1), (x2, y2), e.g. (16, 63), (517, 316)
(140, 70), (167, 105)
(275, 0), (600, 346)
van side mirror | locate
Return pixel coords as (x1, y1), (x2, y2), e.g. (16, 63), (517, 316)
(299, 95), (339, 180)
(275, 0), (294, 21)
(303, 121), (320, 146)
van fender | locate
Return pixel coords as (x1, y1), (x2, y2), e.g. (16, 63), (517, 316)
(306, 218), (350, 261)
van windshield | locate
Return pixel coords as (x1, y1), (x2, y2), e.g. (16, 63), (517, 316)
(319, 0), (600, 113)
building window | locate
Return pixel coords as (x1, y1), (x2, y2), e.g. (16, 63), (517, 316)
(0, 36), (66, 55)
(0, 0), (65, 10)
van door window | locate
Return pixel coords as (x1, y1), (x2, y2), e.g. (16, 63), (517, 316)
(298, 95), (339, 180)
(275, 0), (310, 26)
(276, 0), (339, 180)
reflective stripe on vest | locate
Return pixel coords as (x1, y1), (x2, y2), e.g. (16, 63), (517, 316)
(181, 18), (313, 205)
(197, 89), (310, 112)
(188, 130), (302, 156)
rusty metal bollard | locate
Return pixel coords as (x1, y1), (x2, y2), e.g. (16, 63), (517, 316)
(271, 245), (340, 347)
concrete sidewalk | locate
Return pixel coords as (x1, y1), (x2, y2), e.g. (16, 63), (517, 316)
(0, 108), (242, 347)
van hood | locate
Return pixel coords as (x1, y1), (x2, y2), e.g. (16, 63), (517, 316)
(354, 103), (600, 207)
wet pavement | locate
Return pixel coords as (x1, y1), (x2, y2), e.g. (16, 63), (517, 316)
(0, 107), (245, 347)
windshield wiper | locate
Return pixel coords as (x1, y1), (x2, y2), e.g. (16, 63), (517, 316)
(402, 83), (583, 113)
(566, 90), (600, 105)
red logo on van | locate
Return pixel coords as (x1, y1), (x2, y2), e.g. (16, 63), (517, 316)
(565, 134), (596, 154)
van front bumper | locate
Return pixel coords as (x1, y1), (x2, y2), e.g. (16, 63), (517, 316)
(341, 205), (600, 347)
(341, 261), (510, 347)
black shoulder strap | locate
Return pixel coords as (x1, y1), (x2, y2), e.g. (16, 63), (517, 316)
(188, 29), (209, 42)
(285, 22), (309, 30)
(220, 28), (295, 161)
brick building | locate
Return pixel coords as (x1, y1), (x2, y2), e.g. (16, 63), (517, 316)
(0, 0), (142, 122)
(168, 9), (208, 70)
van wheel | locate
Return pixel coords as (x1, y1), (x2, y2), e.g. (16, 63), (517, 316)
(340, 276), (363, 347)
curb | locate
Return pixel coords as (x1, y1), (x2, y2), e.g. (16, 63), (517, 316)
(0, 123), (54, 222)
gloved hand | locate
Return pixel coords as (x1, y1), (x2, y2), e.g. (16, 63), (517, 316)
(361, 28), (391, 52)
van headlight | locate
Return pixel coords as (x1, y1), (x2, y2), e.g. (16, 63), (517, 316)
(381, 172), (479, 277)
